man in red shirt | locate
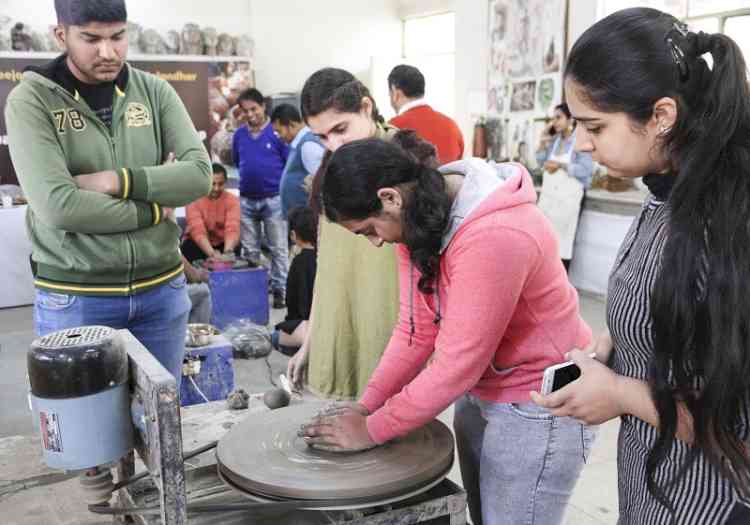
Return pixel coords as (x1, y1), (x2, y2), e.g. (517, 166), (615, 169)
(181, 163), (241, 263)
(388, 65), (464, 164)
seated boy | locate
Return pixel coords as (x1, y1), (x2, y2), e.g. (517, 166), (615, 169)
(182, 255), (212, 325)
(271, 206), (317, 355)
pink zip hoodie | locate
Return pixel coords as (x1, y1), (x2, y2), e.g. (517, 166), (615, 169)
(360, 159), (592, 444)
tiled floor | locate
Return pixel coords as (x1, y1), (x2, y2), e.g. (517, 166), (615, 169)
(563, 292), (618, 524)
(0, 292), (618, 524)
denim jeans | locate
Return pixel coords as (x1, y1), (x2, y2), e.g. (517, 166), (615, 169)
(187, 283), (212, 324)
(240, 195), (289, 293)
(454, 394), (596, 525)
(33, 275), (191, 386)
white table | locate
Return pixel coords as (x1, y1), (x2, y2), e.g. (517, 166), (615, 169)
(533, 185), (644, 296)
(569, 210), (636, 296)
(0, 204), (34, 308)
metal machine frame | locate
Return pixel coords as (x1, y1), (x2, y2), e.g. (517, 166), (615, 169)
(116, 330), (187, 524)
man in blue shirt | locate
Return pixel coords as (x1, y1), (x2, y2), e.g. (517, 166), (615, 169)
(232, 88), (290, 308)
(270, 104), (325, 218)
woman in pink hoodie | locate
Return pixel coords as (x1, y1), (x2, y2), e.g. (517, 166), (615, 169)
(301, 138), (593, 525)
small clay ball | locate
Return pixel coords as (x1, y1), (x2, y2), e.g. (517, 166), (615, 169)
(226, 389), (250, 410)
(263, 388), (290, 410)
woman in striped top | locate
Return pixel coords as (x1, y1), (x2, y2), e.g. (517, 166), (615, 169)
(531, 7), (750, 524)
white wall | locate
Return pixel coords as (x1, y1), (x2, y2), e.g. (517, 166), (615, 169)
(3, 1), (57, 30)
(127, 0), (253, 36)
(249, 0), (403, 95)
(2, 0), (253, 39)
(454, 0), (488, 156)
(453, 0), (597, 157)
(2, 0), (403, 96)
(398, 0), (454, 18)
(4, 0), (600, 135)
(568, 0), (599, 50)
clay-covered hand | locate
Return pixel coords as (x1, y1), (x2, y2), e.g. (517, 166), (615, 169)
(286, 343), (309, 389)
(299, 407), (376, 452)
(74, 170), (120, 195)
(318, 401), (370, 417)
(529, 349), (625, 425)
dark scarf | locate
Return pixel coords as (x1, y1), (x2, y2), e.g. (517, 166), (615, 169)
(642, 173), (677, 201)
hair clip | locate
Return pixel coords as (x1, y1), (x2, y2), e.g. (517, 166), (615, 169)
(672, 21), (689, 37)
(665, 22), (690, 82)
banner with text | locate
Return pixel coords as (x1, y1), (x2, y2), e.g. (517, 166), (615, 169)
(0, 56), (252, 185)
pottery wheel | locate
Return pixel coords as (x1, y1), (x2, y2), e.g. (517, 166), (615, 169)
(216, 401), (454, 504)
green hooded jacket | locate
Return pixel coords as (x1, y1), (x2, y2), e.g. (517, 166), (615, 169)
(5, 57), (211, 295)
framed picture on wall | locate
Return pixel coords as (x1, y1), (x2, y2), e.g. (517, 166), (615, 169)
(486, 0), (568, 166)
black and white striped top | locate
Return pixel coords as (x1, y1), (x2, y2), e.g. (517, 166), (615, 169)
(607, 178), (750, 525)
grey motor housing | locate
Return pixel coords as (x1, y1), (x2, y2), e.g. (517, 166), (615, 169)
(28, 326), (133, 470)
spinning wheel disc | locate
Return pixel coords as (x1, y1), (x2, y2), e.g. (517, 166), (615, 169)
(216, 401), (454, 503)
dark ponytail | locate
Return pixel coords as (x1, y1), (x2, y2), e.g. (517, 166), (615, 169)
(567, 7), (750, 507)
(650, 28), (750, 502)
(308, 129), (438, 216)
(322, 138), (450, 293)
(402, 163), (450, 293)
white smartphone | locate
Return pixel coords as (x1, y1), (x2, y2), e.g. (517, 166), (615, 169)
(540, 360), (582, 395)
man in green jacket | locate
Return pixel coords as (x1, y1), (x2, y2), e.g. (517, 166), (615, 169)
(5, 0), (211, 384)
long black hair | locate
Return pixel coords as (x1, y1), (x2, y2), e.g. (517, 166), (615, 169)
(567, 7), (750, 507)
(322, 138), (449, 293)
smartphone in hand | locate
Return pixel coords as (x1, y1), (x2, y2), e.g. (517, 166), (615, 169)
(540, 361), (582, 395)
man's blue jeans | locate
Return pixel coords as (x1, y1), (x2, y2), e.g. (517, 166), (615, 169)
(33, 275), (191, 386)
(240, 195), (289, 293)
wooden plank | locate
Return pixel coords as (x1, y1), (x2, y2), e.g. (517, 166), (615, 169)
(120, 330), (186, 525)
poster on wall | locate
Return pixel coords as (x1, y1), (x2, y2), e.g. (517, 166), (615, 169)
(486, 0), (567, 163)
(0, 55), (253, 185)
(510, 80), (536, 112)
(485, 117), (506, 162)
